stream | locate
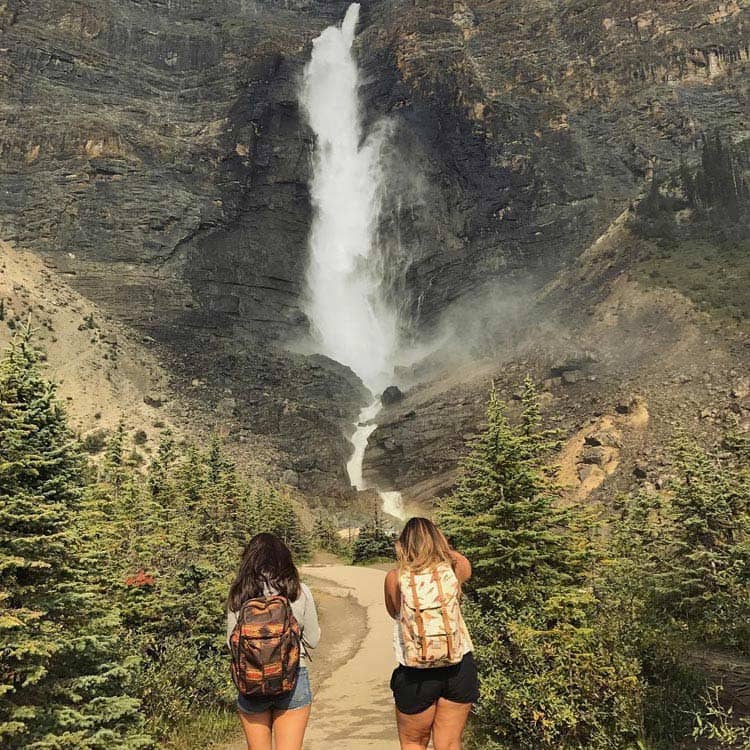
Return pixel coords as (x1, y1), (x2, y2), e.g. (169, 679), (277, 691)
(346, 400), (406, 521)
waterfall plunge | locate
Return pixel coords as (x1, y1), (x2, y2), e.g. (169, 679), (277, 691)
(300, 3), (398, 392)
(300, 3), (406, 521)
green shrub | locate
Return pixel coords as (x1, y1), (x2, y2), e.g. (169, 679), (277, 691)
(82, 427), (109, 453)
(131, 638), (233, 737)
(352, 514), (395, 563)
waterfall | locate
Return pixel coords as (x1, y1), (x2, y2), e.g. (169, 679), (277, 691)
(300, 3), (406, 521)
(300, 2), (398, 392)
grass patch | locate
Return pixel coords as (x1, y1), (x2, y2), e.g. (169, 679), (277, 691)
(633, 238), (750, 321)
(161, 707), (239, 750)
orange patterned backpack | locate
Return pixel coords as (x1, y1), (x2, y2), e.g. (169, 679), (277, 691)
(229, 595), (301, 696)
(398, 562), (466, 668)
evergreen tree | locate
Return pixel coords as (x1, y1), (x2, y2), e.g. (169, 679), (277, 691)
(439, 382), (642, 749)
(0, 329), (150, 749)
(103, 420), (127, 500)
(439, 384), (574, 607)
(195, 437), (245, 555)
(352, 511), (395, 563)
(598, 428), (750, 745)
(655, 434), (750, 647)
(313, 512), (343, 554)
(253, 487), (311, 559)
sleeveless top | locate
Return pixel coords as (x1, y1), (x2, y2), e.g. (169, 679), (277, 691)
(392, 561), (473, 666)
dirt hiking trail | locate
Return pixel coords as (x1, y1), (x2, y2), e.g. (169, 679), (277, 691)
(227, 564), (399, 750)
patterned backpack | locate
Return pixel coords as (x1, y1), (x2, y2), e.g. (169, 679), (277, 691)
(398, 562), (466, 668)
(229, 595), (301, 696)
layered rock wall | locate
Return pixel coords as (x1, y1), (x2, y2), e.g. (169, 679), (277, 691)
(1, 0), (748, 500)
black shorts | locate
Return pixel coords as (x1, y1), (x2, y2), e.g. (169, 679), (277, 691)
(390, 651), (480, 715)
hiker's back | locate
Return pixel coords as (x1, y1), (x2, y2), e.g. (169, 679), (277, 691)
(397, 561), (472, 668)
(229, 594), (301, 696)
(385, 517), (480, 748)
(226, 533), (320, 750)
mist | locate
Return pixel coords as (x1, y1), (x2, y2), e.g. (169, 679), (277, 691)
(299, 2), (399, 394)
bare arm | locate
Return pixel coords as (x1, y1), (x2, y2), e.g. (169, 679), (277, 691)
(384, 568), (400, 619)
(449, 549), (472, 584)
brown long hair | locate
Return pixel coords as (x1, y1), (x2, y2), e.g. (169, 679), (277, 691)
(396, 517), (453, 573)
(227, 533), (301, 611)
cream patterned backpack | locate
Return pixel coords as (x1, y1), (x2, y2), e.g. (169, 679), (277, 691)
(398, 561), (467, 668)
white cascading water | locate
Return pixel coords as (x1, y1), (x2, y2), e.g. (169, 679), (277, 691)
(300, 3), (406, 521)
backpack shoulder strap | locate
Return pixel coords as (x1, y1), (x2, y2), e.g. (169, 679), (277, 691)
(408, 570), (428, 662)
(431, 566), (454, 662)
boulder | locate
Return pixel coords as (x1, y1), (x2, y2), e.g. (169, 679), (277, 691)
(143, 393), (166, 408)
(584, 430), (621, 448)
(633, 463), (649, 480)
(281, 469), (300, 487)
(381, 385), (404, 406)
(550, 354), (595, 377)
(561, 370), (582, 385)
(615, 397), (638, 415)
(582, 446), (607, 466)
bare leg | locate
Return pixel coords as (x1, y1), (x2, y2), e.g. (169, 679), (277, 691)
(272, 704), (312, 750)
(396, 703), (437, 750)
(238, 709), (273, 750)
(432, 698), (472, 750)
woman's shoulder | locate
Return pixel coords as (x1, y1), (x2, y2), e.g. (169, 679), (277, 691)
(298, 581), (314, 601)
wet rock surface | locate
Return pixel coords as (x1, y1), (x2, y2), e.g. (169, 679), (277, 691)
(357, 0), (750, 332)
(0, 0), (361, 498)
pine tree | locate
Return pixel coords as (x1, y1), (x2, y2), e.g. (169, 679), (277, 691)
(313, 512), (343, 554)
(655, 433), (750, 649)
(438, 382), (642, 749)
(439, 384), (574, 607)
(601, 431), (750, 744)
(253, 486), (311, 560)
(0, 328), (150, 749)
(352, 511), (395, 563)
(195, 437), (244, 555)
(103, 420), (127, 500)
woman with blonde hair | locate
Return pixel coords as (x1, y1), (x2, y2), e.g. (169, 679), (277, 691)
(384, 517), (479, 750)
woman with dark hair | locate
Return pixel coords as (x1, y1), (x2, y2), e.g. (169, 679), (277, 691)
(384, 517), (479, 750)
(227, 533), (320, 750)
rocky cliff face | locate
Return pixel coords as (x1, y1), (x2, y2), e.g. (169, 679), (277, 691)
(0, 0), (748, 504)
(0, 0), (365, 502)
(357, 0), (750, 330)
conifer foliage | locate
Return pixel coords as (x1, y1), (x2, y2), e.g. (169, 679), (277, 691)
(352, 511), (396, 563)
(603, 431), (750, 743)
(0, 329), (314, 745)
(439, 381), (642, 750)
(313, 512), (344, 554)
(0, 329), (149, 749)
(439, 379), (572, 606)
(104, 436), (312, 736)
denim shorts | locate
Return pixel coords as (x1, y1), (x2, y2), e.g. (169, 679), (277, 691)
(237, 667), (312, 714)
